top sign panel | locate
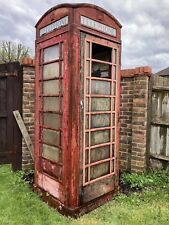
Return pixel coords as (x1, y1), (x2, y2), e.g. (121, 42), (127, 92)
(40, 16), (68, 36)
(81, 16), (116, 37)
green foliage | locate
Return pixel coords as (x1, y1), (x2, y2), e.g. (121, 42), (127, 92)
(0, 41), (32, 63)
(121, 170), (169, 189)
(16, 169), (34, 185)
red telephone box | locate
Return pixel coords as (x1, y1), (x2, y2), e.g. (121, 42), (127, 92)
(34, 3), (121, 216)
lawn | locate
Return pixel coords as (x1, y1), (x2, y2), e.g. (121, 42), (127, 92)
(0, 165), (169, 225)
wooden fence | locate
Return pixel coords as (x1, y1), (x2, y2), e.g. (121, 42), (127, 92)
(150, 75), (169, 163)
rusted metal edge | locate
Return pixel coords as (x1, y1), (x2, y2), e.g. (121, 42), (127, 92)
(33, 184), (118, 218)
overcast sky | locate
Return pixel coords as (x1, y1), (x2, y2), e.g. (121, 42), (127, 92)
(0, 0), (169, 72)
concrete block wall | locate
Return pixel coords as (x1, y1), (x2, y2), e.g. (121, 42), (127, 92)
(20, 58), (35, 170)
(120, 66), (152, 172)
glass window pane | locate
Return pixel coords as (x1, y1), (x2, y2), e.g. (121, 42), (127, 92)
(61, 61), (64, 77)
(43, 128), (60, 146)
(112, 129), (115, 142)
(85, 149), (89, 165)
(90, 145), (110, 163)
(86, 79), (89, 94)
(60, 43), (63, 59)
(92, 62), (111, 78)
(85, 168), (88, 183)
(111, 160), (114, 173)
(86, 42), (90, 58)
(112, 113), (115, 126)
(43, 113), (61, 129)
(43, 62), (59, 79)
(91, 80), (111, 95)
(113, 66), (116, 80)
(44, 97), (61, 111)
(91, 129), (110, 146)
(112, 98), (115, 111)
(42, 144), (59, 162)
(112, 144), (115, 157)
(85, 115), (89, 129)
(113, 82), (116, 96)
(91, 114), (110, 128)
(85, 132), (89, 147)
(90, 161), (110, 180)
(113, 49), (117, 64)
(86, 97), (89, 112)
(43, 80), (60, 95)
(91, 97), (111, 111)
(86, 61), (90, 77)
(44, 45), (59, 62)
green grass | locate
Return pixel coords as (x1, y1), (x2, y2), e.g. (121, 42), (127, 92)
(1, 165), (169, 225)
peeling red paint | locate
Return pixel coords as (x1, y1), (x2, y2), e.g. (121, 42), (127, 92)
(35, 3), (121, 216)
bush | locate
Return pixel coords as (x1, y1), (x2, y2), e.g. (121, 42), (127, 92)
(121, 170), (169, 189)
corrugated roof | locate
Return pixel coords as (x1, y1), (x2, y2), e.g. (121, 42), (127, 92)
(155, 67), (169, 76)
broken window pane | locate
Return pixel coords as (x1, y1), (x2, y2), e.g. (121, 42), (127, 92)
(92, 62), (111, 78)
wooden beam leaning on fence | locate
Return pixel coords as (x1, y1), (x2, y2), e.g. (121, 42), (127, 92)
(13, 110), (34, 161)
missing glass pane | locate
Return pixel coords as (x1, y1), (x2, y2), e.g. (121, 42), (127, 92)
(92, 43), (112, 62)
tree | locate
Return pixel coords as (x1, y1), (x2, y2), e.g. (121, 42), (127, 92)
(0, 41), (31, 63)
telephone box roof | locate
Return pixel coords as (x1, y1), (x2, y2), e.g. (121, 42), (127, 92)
(35, 3), (122, 28)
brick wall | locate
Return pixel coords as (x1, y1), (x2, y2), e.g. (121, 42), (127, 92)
(19, 60), (152, 172)
(120, 67), (152, 172)
(21, 58), (35, 170)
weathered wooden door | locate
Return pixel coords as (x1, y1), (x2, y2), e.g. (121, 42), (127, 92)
(0, 62), (22, 171)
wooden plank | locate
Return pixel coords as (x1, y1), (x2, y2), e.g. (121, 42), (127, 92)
(151, 119), (169, 126)
(152, 86), (169, 91)
(13, 110), (34, 161)
(150, 153), (169, 161)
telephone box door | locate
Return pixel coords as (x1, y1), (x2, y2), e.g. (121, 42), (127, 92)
(81, 34), (120, 202)
(35, 33), (68, 203)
